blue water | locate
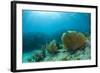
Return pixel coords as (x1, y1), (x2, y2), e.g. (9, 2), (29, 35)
(22, 10), (91, 53)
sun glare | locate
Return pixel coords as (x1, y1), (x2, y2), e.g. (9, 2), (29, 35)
(30, 11), (61, 19)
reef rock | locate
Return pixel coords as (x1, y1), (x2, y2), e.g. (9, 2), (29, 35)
(61, 31), (87, 51)
(31, 50), (45, 62)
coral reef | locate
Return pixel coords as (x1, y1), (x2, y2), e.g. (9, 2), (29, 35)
(23, 31), (91, 63)
(61, 31), (87, 51)
(27, 58), (34, 62)
(27, 50), (46, 62)
(34, 53), (44, 62)
(47, 40), (58, 54)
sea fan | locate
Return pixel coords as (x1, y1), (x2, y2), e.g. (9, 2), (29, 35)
(61, 31), (87, 51)
(47, 40), (58, 54)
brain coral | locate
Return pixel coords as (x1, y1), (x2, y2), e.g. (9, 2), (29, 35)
(61, 31), (87, 51)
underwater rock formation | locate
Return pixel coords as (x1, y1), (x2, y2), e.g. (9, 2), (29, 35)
(47, 40), (58, 54)
(27, 50), (46, 62)
(34, 53), (44, 62)
(27, 58), (34, 62)
(61, 31), (87, 51)
(61, 57), (68, 61)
